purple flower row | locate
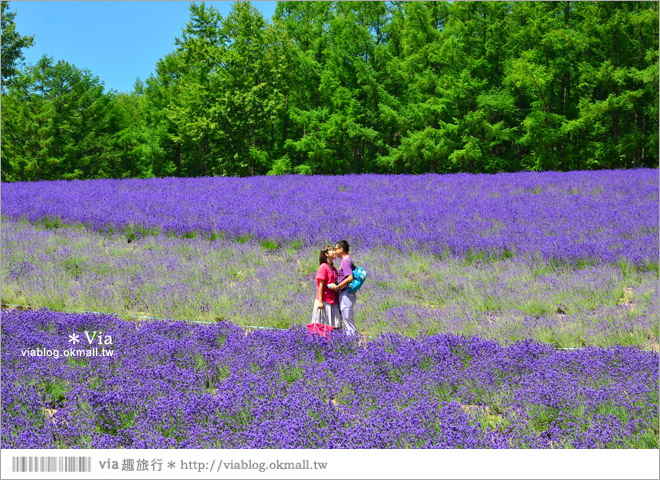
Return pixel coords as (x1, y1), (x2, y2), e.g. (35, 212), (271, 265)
(2, 169), (658, 264)
(2, 309), (658, 449)
(3, 217), (657, 347)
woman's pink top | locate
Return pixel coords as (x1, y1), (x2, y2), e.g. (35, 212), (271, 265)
(316, 263), (339, 304)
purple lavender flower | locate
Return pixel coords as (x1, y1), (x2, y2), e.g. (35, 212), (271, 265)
(2, 309), (657, 449)
(2, 170), (657, 265)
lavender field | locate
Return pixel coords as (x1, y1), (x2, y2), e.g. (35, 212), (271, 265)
(2, 169), (658, 264)
(1, 170), (659, 449)
(2, 217), (658, 348)
(2, 309), (658, 449)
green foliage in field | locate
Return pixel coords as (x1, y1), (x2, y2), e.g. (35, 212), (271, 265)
(2, 219), (658, 350)
(1, 1), (658, 181)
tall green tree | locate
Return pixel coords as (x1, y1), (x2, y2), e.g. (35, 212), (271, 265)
(144, 51), (185, 177)
(275, 1), (336, 174)
(217, 1), (276, 175)
(2, 56), (119, 180)
(170, 1), (224, 176)
(380, 1), (452, 173)
(113, 80), (153, 178)
(2, 1), (658, 181)
(1, 1), (34, 91)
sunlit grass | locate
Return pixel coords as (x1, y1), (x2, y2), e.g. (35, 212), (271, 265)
(2, 219), (658, 349)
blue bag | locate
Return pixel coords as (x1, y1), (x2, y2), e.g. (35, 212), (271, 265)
(346, 266), (368, 293)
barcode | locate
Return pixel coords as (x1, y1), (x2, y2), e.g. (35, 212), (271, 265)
(11, 456), (92, 473)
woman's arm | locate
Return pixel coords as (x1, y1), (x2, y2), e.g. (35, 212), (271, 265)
(316, 280), (325, 308)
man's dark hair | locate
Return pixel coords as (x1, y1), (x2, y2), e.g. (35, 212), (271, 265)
(335, 240), (350, 254)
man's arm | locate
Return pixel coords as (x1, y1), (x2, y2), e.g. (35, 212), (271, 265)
(330, 274), (354, 291)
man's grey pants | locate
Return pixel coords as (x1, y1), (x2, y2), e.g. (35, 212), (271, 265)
(339, 291), (358, 336)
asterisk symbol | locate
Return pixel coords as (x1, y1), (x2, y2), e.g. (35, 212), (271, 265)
(167, 461), (176, 469)
(68, 333), (80, 344)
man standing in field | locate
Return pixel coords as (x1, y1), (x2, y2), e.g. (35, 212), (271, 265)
(330, 240), (358, 336)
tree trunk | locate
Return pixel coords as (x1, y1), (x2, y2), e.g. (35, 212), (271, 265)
(634, 111), (639, 168)
(315, 49), (322, 109)
(175, 142), (181, 177)
(282, 89), (289, 145)
(641, 115), (646, 165)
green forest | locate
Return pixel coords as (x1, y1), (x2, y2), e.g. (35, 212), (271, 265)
(1, 1), (658, 181)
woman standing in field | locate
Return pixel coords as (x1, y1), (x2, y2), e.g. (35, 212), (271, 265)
(310, 246), (342, 329)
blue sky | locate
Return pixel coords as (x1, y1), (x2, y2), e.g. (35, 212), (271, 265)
(10, 1), (278, 94)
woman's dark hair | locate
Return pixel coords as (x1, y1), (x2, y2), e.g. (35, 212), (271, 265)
(319, 246), (333, 265)
(335, 240), (350, 254)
